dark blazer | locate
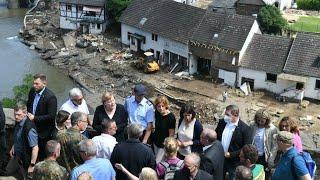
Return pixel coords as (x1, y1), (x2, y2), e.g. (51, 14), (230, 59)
(200, 140), (225, 180)
(0, 102), (5, 133)
(110, 139), (156, 180)
(215, 118), (252, 162)
(174, 168), (213, 180)
(27, 87), (57, 139)
(178, 118), (203, 154)
(93, 104), (128, 142)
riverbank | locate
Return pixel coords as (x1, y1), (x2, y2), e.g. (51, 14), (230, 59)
(19, 1), (320, 165)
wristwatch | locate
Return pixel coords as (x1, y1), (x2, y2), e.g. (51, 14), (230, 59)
(30, 163), (35, 167)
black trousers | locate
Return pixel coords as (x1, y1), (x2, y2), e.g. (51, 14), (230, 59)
(37, 136), (51, 161)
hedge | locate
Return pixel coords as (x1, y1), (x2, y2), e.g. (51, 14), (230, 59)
(297, 0), (320, 10)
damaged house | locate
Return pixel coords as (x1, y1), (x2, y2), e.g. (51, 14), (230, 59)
(120, 0), (205, 70)
(59, 0), (108, 34)
(188, 12), (261, 86)
(239, 33), (320, 101)
(235, 0), (293, 16)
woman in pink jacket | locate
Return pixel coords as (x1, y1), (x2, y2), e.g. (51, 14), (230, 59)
(278, 116), (303, 152)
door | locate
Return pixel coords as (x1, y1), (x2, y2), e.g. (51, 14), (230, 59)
(241, 77), (254, 91)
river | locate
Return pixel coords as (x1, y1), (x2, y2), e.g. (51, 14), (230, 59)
(0, 6), (75, 106)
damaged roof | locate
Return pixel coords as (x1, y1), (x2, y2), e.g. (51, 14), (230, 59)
(59, 0), (105, 6)
(119, 0), (206, 44)
(190, 11), (256, 51)
(284, 33), (320, 78)
(236, 0), (266, 6)
(210, 0), (238, 8)
(240, 34), (292, 74)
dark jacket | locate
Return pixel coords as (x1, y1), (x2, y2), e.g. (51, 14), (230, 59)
(93, 104), (128, 142)
(0, 102), (5, 134)
(178, 119), (203, 154)
(174, 168), (213, 180)
(27, 87), (57, 139)
(215, 118), (251, 163)
(200, 140), (225, 180)
(15, 118), (37, 168)
(110, 139), (155, 180)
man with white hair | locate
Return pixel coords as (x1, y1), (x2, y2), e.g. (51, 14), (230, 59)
(60, 88), (90, 127)
(70, 139), (115, 180)
(60, 88), (89, 115)
(174, 153), (212, 179)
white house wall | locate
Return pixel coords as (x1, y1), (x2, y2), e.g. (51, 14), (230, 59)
(304, 77), (320, 100)
(238, 68), (294, 93)
(59, 3), (106, 33)
(239, 21), (261, 63)
(218, 69), (236, 86)
(121, 23), (188, 58)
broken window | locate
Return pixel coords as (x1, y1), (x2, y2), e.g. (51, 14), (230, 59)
(78, 5), (83, 11)
(152, 34), (158, 41)
(127, 32), (131, 40)
(97, 24), (101, 29)
(266, 73), (277, 83)
(312, 56), (320, 68)
(67, 5), (72, 11)
(315, 79), (320, 89)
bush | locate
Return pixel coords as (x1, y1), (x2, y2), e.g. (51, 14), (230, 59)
(1, 74), (33, 108)
(1, 98), (17, 108)
(297, 0), (320, 10)
(258, 5), (288, 34)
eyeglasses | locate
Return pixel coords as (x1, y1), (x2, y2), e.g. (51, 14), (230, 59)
(80, 120), (88, 124)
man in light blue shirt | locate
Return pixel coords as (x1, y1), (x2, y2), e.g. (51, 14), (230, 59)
(70, 139), (115, 180)
(124, 84), (154, 144)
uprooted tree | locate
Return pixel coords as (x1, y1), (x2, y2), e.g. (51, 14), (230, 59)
(257, 5), (288, 35)
(107, 0), (132, 22)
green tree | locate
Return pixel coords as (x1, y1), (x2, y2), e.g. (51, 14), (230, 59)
(257, 5), (288, 34)
(107, 0), (132, 22)
(1, 74), (33, 108)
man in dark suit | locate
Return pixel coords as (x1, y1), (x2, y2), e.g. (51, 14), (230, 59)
(0, 102), (6, 171)
(215, 105), (251, 180)
(200, 128), (224, 180)
(27, 74), (57, 161)
(110, 123), (155, 180)
(174, 153), (212, 180)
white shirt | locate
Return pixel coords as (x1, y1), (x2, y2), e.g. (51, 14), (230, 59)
(221, 119), (239, 152)
(203, 144), (213, 152)
(178, 119), (196, 156)
(254, 127), (265, 156)
(60, 99), (89, 115)
(92, 134), (118, 159)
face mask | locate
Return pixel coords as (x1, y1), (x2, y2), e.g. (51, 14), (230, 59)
(224, 115), (230, 122)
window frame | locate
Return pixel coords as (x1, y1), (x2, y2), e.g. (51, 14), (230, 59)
(266, 73), (277, 83)
(315, 79), (320, 90)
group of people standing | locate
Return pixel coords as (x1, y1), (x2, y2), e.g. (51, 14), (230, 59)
(0, 73), (314, 180)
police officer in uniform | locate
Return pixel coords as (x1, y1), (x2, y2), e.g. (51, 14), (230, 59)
(124, 84), (154, 144)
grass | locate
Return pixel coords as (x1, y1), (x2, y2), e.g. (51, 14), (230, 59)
(288, 16), (320, 33)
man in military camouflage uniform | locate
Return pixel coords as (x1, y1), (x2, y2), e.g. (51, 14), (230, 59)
(33, 140), (67, 180)
(56, 112), (87, 172)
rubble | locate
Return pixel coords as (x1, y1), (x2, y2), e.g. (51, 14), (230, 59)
(18, 5), (320, 159)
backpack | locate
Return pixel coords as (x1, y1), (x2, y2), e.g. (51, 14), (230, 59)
(160, 160), (184, 180)
(291, 151), (317, 180)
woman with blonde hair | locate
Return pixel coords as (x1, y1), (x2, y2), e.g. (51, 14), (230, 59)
(278, 116), (303, 152)
(93, 92), (128, 142)
(153, 96), (176, 163)
(156, 137), (184, 179)
(115, 165), (158, 180)
(250, 109), (278, 179)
